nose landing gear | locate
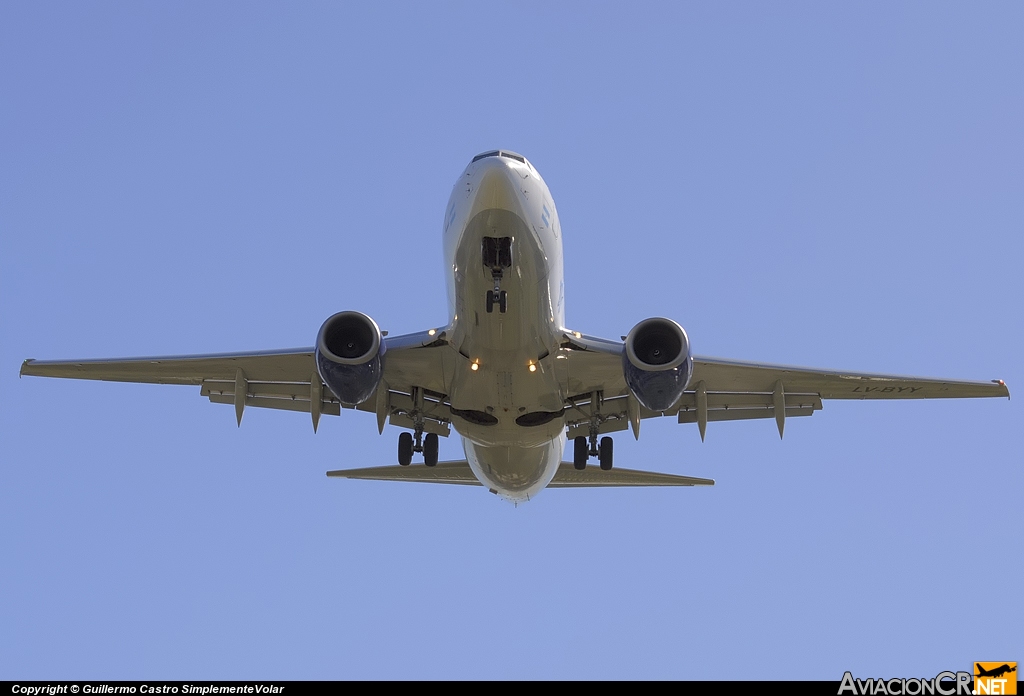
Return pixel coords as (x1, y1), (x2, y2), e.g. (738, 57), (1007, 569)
(486, 289), (507, 314)
(483, 237), (511, 314)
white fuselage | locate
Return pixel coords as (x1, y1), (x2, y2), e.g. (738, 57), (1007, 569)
(442, 153), (566, 501)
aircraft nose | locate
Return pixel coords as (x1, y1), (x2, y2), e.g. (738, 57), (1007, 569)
(473, 158), (522, 212)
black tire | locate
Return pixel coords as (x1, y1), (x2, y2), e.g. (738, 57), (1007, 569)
(599, 436), (613, 470)
(486, 290), (494, 313)
(398, 432), (413, 466)
(498, 290), (507, 314)
(573, 436), (588, 470)
(423, 433), (439, 467)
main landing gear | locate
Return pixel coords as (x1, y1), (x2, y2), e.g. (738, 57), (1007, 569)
(398, 430), (438, 467)
(573, 390), (614, 470)
(398, 386), (438, 467)
(572, 435), (614, 471)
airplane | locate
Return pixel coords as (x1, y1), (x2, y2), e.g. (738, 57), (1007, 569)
(20, 150), (1010, 502)
(976, 664), (1016, 679)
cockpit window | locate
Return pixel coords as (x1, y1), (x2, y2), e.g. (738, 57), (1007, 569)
(471, 150), (528, 165)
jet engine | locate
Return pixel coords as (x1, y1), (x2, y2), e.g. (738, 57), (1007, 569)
(622, 317), (693, 412)
(316, 311), (385, 405)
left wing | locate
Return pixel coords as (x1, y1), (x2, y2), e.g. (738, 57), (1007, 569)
(558, 331), (1009, 440)
(20, 329), (455, 434)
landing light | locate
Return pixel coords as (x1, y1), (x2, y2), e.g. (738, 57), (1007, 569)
(528, 363), (537, 373)
(574, 331), (582, 339)
(428, 329), (436, 336)
(471, 362), (479, 371)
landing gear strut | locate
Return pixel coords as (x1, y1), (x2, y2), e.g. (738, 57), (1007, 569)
(571, 390), (614, 470)
(483, 237), (511, 314)
(398, 386), (440, 466)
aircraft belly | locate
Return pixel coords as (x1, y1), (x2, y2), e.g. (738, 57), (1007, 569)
(440, 154), (571, 499)
(463, 436), (564, 501)
(447, 341), (566, 446)
(450, 406), (565, 447)
(446, 203), (566, 437)
(452, 208), (556, 358)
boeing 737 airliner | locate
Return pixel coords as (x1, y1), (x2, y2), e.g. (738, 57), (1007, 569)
(21, 150), (1010, 501)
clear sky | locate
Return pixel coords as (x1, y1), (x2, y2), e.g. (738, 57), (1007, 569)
(1, 2), (1020, 680)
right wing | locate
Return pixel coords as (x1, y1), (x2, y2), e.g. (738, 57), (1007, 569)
(558, 331), (1009, 440)
(20, 329), (456, 434)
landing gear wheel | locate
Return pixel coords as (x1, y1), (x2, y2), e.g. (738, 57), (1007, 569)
(398, 432), (413, 466)
(573, 436), (588, 470)
(423, 433), (439, 467)
(498, 290), (507, 314)
(486, 290), (495, 313)
(599, 436), (614, 470)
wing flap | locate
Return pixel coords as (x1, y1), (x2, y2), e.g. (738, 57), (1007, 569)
(202, 379), (451, 434)
(564, 390), (823, 438)
(677, 405), (817, 424)
(207, 392), (342, 416)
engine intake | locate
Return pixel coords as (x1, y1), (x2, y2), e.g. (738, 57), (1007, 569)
(316, 311), (385, 405)
(622, 317), (693, 412)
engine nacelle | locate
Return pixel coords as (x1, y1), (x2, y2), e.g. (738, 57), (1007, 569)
(316, 311), (385, 406)
(622, 317), (693, 412)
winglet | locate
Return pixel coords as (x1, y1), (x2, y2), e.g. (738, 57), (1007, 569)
(994, 379), (1010, 400)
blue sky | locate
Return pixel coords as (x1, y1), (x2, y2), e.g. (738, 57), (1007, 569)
(1, 2), (1021, 679)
